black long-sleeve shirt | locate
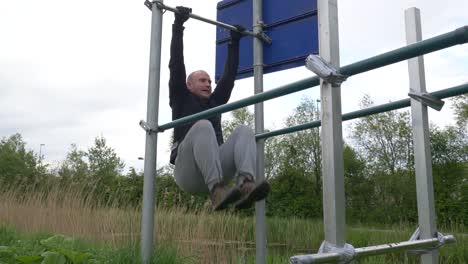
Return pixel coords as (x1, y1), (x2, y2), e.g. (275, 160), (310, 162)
(169, 24), (240, 164)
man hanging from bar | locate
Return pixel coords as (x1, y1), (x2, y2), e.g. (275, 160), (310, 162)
(168, 6), (270, 211)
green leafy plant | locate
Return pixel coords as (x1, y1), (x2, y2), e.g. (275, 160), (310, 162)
(0, 234), (100, 264)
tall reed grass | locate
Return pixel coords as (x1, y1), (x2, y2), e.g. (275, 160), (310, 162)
(0, 185), (466, 263)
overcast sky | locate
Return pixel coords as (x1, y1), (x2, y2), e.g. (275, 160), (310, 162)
(1, 0), (467, 172)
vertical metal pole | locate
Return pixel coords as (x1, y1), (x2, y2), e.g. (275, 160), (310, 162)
(405, 8), (438, 264)
(141, 1), (163, 263)
(318, 0), (346, 247)
(253, 0), (266, 263)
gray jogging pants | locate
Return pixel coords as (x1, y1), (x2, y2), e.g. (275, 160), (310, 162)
(174, 120), (256, 194)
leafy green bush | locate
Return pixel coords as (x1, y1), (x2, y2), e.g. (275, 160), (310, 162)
(0, 225), (190, 264)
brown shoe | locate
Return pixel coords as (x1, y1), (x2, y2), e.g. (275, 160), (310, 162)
(234, 180), (271, 210)
(210, 183), (241, 211)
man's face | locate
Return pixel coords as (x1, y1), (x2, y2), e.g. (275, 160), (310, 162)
(187, 71), (212, 99)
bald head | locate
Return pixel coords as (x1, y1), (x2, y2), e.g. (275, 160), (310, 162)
(186, 70), (212, 99)
(187, 70), (209, 83)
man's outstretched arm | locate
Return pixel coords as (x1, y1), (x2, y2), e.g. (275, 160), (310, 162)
(169, 6), (191, 106)
(212, 26), (244, 105)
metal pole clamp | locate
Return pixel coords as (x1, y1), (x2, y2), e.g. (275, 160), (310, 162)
(408, 91), (445, 111)
(139, 120), (160, 134)
(305, 55), (348, 86)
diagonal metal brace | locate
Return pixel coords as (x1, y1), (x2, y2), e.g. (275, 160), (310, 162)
(407, 227), (456, 254)
(139, 120), (159, 134)
(257, 32), (272, 45)
(408, 91), (445, 111)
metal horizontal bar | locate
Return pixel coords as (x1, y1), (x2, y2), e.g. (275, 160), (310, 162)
(340, 26), (468, 77)
(154, 1), (257, 38)
(356, 235), (456, 258)
(158, 76), (319, 131)
(290, 235), (456, 264)
(256, 83), (468, 140)
(158, 26), (468, 132)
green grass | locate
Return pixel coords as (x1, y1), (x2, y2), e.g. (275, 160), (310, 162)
(156, 212), (467, 263)
(2, 216), (466, 264)
(1, 185), (466, 263)
(266, 217), (467, 263)
(0, 224), (193, 264)
(213, 215), (467, 263)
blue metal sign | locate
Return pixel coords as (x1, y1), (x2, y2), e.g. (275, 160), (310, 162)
(215, 0), (318, 81)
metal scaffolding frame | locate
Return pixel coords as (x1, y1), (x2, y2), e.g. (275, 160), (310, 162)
(140, 1), (467, 263)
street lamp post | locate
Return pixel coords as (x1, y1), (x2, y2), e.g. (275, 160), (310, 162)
(39, 144), (45, 162)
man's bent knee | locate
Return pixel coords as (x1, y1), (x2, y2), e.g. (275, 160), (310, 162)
(234, 125), (254, 137)
(192, 120), (214, 132)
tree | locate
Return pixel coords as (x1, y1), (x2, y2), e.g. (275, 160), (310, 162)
(86, 136), (125, 198)
(222, 107), (254, 142)
(267, 165), (322, 218)
(88, 137), (124, 178)
(430, 124), (468, 224)
(57, 144), (89, 183)
(0, 133), (42, 188)
(346, 96), (419, 223)
(343, 144), (374, 219)
(112, 167), (144, 207)
(264, 135), (284, 180)
(452, 94), (468, 126)
(280, 97), (322, 195)
(430, 124), (468, 164)
(350, 95), (413, 174)
(57, 136), (125, 203)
